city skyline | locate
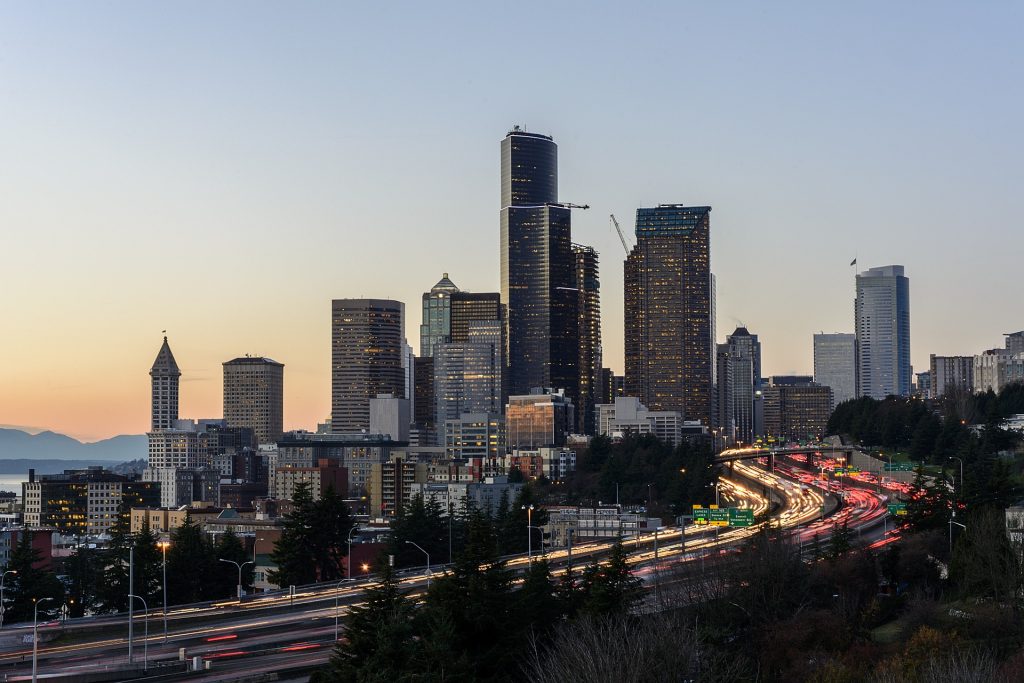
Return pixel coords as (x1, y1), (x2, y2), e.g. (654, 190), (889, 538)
(3, 3), (1023, 441)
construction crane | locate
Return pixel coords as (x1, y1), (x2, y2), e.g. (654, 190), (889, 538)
(609, 214), (631, 255)
(545, 202), (590, 210)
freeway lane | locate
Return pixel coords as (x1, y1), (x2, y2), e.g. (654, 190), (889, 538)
(3, 462), (833, 681)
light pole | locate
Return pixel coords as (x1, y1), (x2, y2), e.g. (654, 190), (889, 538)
(32, 596), (55, 683)
(333, 578), (346, 642)
(528, 526), (546, 557)
(218, 558), (254, 603)
(127, 594), (148, 672)
(346, 526), (358, 580)
(128, 545), (134, 663)
(948, 456), (964, 499)
(448, 502), (454, 564)
(404, 541), (430, 589)
(157, 541), (169, 642)
(522, 504), (535, 561)
(0, 569), (16, 629)
(949, 517), (967, 555)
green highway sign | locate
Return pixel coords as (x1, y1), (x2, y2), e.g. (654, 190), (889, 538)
(884, 462), (919, 472)
(693, 506), (711, 525)
(729, 508), (755, 527)
(887, 503), (908, 516)
(709, 507), (730, 527)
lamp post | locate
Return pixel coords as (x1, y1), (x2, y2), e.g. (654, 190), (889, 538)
(157, 541), (169, 642)
(448, 502), (454, 565)
(127, 594), (148, 672)
(128, 545), (134, 663)
(522, 504), (535, 561)
(346, 526), (358, 580)
(32, 596), (55, 683)
(218, 558), (254, 603)
(404, 541), (430, 589)
(333, 578), (346, 642)
(528, 526), (545, 557)
(0, 569), (17, 629)
(949, 517), (967, 555)
(948, 456), (964, 499)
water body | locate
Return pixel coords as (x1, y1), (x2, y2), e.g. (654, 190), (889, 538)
(0, 475), (25, 496)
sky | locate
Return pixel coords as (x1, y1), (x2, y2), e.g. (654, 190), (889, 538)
(1, 2), (1021, 442)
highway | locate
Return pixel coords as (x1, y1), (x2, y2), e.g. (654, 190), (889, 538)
(1, 456), (897, 681)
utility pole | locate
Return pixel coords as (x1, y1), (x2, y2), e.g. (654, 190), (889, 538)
(128, 545), (134, 663)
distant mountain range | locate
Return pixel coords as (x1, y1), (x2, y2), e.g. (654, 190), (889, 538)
(0, 429), (147, 472)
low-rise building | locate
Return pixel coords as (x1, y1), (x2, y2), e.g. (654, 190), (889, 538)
(22, 468), (160, 536)
(274, 460), (348, 501)
(596, 397), (683, 446)
(407, 476), (522, 515)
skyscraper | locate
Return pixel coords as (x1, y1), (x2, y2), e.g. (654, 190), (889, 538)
(150, 336), (180, 431)
(813, 333), (856, 407)
(624, 205), (713, 425)
(855, 265), (911, 399)
(574, 244), (602, 435)
(419, 273), (460, 357)
(331, 299), (405, 433)
(435, 320), (504, 424)
(450, 292), (504, 346)
(223, 356), (284, 444)
(715, 327), (761, 444)
(500, 127), (578, 398)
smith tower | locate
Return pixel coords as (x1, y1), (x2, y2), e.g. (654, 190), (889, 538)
(499, 127), (578, 398)
(150, 336), (181, 431)
(624, 205), (713, 425)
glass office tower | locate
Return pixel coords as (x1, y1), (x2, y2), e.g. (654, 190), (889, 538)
(499, 127), (578, 398)
(624, 205), (713, 425)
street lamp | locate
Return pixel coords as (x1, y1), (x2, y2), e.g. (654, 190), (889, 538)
(127, 594), (148, 672)
(218, 558), (254, 603)
(448, 502), (454, 565)
(528, 526), (546, 557)
(157, 540), (169, 642)
(0, 569), (17, 629)
(404, 541), (430, 589)
(948, 457), (964, 499)
(333, 578), (346, 642)
(522, 504), (535, 561)
(346, 526), (359, 580)
(32, 596), (55, 683)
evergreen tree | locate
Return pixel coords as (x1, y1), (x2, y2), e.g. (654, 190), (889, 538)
(3, 530), (64, 624)
(313, 563), (417, 682)
(269, 483), (319, 587)
(827, 521), (853, 560)
(132, 520), (163, 606)
(167, 512), (214, 604)
(309, 485), (354, 581)
(578, 536), (643, 617)
(387, 493), (446, 569)
(214, 530), (253, 599)
(63, 542), (100, 617)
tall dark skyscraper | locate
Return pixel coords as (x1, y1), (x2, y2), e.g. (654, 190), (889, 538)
(624, 205), (713, 425)
(500, 127), (578, 399)
(331, 299), (405, 433)
(150, 336), (180, 431)
(574, 244), (602, 434)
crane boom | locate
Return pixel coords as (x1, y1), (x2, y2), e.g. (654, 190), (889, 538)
(610, 214), (630, 255)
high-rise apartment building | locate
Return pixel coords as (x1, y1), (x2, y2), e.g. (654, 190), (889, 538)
(813, 333), (856, 407)
(624, 205), (713, 425)
(574, 244), (602, 435)
(150, 336), (180, 431)
(928, 355), (974, 399)
(500, 127), (578, 398)
(420, 274), (460, 358)
(855, 265), (911, 399)
(331, 299), (405, 433)
(223, 356), (284, 445)
(715, 327), (762, 444)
